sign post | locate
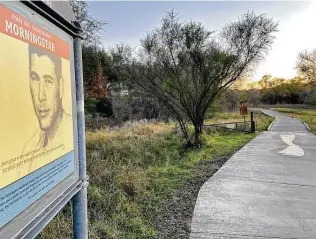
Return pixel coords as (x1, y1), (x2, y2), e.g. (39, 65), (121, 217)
(250, 112), (256, 133)
(73, 34), (89, 239)
(240, 101), (248, 131)
(0, 1), (88, 238)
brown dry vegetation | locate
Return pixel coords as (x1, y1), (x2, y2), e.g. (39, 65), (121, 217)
(38, 112), (273, 239)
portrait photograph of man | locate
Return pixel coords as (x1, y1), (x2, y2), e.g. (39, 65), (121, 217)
(20, 44), (74, 176)
(0, 2), (75, 189)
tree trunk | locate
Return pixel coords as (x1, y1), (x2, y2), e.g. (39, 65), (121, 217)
(193, 123), (203, 148)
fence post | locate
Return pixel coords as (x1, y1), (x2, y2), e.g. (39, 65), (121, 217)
(250, 112), (256, 133)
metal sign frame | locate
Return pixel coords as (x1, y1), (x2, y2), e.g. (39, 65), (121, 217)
(0, 1), (87, 238)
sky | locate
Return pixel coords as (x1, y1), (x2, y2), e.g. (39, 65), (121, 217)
(89, 1), (316, 81)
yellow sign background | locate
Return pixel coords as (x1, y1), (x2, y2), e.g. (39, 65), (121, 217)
(0, 33), (74, 189)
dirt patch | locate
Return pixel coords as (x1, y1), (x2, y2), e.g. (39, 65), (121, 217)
(154, 157), (229, 239)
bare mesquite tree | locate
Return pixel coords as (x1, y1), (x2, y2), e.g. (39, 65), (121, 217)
(70, 0), (106, 45)
(297, 49), (316, 84)
(112, 11), (278, 147)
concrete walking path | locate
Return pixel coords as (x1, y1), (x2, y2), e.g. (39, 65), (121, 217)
(190, 109), (316, 239)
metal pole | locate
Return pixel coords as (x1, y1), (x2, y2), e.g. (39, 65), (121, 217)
(243, 115), (246, 131)
(72, 36), (89, 239)
(250, 112), (255, 133)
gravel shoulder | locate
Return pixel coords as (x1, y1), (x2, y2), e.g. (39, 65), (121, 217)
(154, 157), (229, 239)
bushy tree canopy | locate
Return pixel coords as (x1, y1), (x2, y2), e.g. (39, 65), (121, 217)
(70, 0), (106, 45)
(112, 11), (278, 147)
(297, 49), (316, 84)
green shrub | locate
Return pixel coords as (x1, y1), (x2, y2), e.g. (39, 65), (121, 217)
(96, 97), (113, 117)
(85, 98), (98, 117)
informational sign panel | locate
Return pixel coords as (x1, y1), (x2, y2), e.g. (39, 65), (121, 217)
(0, 1), (80, 237)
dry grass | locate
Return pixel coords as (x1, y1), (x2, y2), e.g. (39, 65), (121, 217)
(206, 110), (274, 131)
(38, 115), (272, 239)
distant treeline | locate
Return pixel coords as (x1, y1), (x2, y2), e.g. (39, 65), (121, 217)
(229, 75), (316, 108)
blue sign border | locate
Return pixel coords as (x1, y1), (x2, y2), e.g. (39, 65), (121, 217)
(0, 151), (75, 229)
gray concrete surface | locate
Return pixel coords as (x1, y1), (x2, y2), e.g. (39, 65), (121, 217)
(190, 109), (316, 239)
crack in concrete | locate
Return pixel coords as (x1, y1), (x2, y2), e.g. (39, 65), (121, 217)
(218, 177), (316, 189)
